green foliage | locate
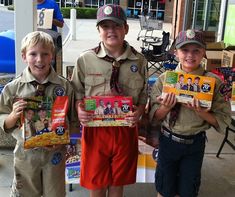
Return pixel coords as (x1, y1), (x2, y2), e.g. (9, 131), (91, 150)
(61, 7), (97, 19)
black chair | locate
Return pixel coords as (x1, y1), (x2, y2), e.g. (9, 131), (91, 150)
(216, 118), (235, 158)
(141, 31), (178, 76)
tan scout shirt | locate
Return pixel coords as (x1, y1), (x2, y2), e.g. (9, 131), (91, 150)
(149, 64), (231, 135)
(0, 67), (78, 141)
(71, 42), (148, 105)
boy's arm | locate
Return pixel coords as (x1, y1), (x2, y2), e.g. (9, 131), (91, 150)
(3, 99), (27, 132)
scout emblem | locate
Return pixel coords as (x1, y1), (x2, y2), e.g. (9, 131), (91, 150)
(51, 152), (63, 165)
(186, 29), (195, 39)
(130, 64), (138, 72)
(104, 6), (113, 15)
(53, 86), (65, 96)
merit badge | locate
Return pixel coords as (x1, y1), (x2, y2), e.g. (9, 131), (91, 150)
(130, 64), (138, 72)
(186, 29), (195, 39)
(51, 152), (63, 165)
(104, 6), (113, 15)
(53, 86), (65, 96)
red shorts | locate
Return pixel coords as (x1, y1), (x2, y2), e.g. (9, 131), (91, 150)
(80, 126), (138, 190)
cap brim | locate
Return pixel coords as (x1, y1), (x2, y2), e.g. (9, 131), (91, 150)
(97, 17), (125, 26)
(176, 40), (206, 49)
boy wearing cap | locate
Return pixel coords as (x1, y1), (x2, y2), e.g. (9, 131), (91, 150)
(149, 29), (231, 197)
(71, 4), (148, 197)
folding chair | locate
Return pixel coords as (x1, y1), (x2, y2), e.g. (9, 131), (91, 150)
(216, 118), (235, 158)
(141, 31), (177, 76)
(137, 16), (163, 41)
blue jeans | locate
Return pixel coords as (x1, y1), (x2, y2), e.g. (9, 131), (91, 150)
(155, 131), (206, 197)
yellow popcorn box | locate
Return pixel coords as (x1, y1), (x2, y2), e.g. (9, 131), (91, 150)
(162, 71), (216, 108)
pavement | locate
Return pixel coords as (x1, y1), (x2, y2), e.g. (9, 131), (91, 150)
(1, 18), (235, 197)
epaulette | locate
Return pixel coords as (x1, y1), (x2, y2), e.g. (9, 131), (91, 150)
(130, 46), (138, 55)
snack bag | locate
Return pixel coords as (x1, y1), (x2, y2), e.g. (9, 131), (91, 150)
(23, 96), (70, 149)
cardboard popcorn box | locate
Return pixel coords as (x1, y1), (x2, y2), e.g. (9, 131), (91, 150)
(84, 96), (133, 127)
(162, 71), (216, 108)
(231, 82), (235, 112)
(65, 133), (81, 184)
(22, 96), (70, 149)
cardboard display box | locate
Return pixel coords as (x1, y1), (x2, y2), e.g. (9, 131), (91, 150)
(222, 50), (235, 67)
(84, 96), (133, 127)
(162, 71), (216, 108)
(231, 82), (235, 112)
(201, 50), (222, 71)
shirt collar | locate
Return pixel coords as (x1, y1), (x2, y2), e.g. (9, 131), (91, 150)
(175, 63), (205, 75)
(20, 67), (62, 84)
(97, 41), (138, 61)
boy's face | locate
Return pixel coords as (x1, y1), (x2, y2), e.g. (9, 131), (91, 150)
(98, 20), (129, 49)
(26, 109), (34, 120)
(175, 44), (205, 72)
(22, 43), (53, 82)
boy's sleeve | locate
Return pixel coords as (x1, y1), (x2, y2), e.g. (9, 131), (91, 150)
(70, 57), (86, 101)
(211, 77), (232, 133)
(66, 82), (80, 135)
(0, 85), (17, 133)
(149, 74), (165, 122)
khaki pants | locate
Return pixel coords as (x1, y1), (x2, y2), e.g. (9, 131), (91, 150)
(10, 143), (66, 197)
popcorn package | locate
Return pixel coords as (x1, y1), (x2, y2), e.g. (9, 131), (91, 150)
(162, 71), (216, 108)
(84, 96), (133, 127)
(22, 96), (70, 149)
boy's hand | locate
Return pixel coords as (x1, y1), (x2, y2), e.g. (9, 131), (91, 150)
(77, 102), (93, 126)
(158, 92), (177, 110)
(184, 98), (210, 113)
(125, 105), (144, 127)
(11, 99), (27, 120)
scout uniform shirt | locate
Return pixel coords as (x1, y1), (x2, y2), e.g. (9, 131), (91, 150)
(0, 67), (77, 142)
(149, 64), (231, 135)
(71, 41), (148, 105)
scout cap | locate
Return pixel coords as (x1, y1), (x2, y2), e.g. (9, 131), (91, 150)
(175, 29), (206, 49)
(96, 4), (127, 26)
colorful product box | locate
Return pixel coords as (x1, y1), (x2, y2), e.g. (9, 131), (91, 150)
(231, 82), (235, 111)
(22, 96), (70, 149)
(162, 71), (216, 108)
(84, 96), (133, 127)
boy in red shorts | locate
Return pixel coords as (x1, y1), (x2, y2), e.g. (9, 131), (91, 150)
(71, 4), (148, 197)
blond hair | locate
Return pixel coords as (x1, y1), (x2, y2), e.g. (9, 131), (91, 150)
(21, 31), (55, 54)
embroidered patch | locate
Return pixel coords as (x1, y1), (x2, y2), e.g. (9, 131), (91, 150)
(104, 6), (113, 15)
(130, 64), (138, 72)
(186, 29), (195, 39)
(51, 152), (63, 165)
(219, 83), (229, 97)
(53, 86), (65, 96)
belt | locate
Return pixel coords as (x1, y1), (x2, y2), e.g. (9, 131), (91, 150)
(161, 127), (195, 145)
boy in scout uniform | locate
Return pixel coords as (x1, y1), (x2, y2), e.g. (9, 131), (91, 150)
(71, 4), (148, 197)
(149, 29), (231, 197)
(0, 31), (77, 197)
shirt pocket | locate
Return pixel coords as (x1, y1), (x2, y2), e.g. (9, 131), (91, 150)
(85, 76), (106, 96)
(122, 76), (144, 103)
